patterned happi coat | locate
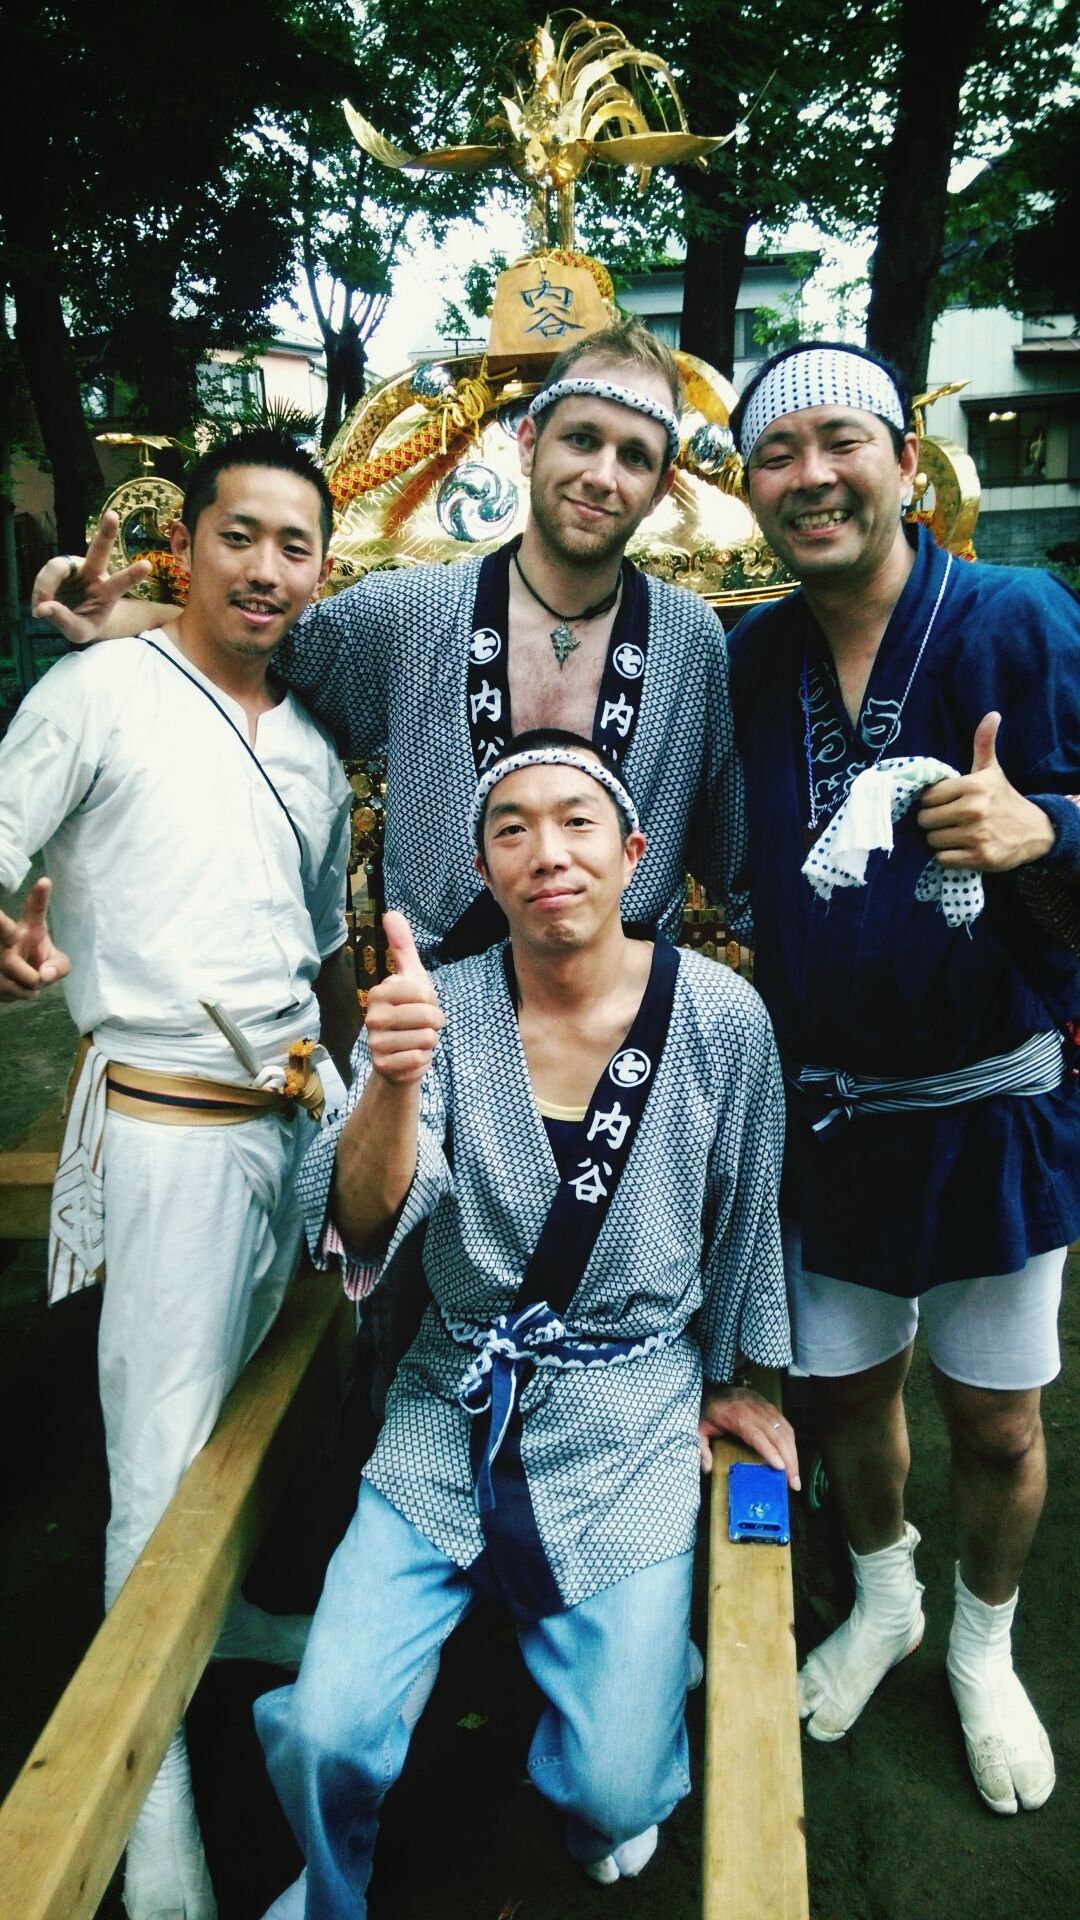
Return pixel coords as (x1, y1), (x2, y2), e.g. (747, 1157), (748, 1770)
(728, 525), (1080, 1294)
(274, 551), (747, 960)
(299, 943), (789, 1610)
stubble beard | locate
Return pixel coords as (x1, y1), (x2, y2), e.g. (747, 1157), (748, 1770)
(529, 476), (631, 574)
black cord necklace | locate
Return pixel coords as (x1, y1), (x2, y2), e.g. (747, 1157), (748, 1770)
(512, 549), (622, 668)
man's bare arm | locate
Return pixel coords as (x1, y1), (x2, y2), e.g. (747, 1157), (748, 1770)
(330, 913), (445, 1252)
(31, 511), (180, 644)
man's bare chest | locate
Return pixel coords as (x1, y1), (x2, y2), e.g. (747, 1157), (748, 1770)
(506, 610), (613, 737)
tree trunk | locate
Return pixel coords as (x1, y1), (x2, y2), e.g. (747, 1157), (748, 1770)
(866, 0), (987, 396)
(0, 102), (104, 549)
(9, 270), (104, 550)
(675, 171), (751, 382)
(321, 317), (366, 449)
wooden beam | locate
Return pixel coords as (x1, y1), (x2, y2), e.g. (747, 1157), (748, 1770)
(0, 1264), (353, 1920)
(702, 1374), (809, 1920)
(0, 1095), (63, 1239)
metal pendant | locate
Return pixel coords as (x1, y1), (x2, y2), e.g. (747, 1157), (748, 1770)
(550, 622), (580, 667)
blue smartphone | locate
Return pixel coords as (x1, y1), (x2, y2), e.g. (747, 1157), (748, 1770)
(727, 1461), (791, 1546)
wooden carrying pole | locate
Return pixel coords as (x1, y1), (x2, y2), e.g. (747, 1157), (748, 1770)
(702, 1376), (809, 1920)
(0, 1265), (352, 1920)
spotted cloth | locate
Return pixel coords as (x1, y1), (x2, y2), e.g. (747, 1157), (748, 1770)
(738, 347), (906, 460)
(298, 942), (789, 1609)
(528, 378), (681, 466)
(802, 756), (985, 928)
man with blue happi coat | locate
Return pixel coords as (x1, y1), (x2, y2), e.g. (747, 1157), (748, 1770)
(253, 731), (797, 1914)
(727, 340), (1080, 1817)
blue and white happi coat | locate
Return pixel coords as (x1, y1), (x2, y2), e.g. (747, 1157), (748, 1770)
(728, 525), (1080, 1294)
(298, 944), (789, 1611)
(273, 551), (748, 959)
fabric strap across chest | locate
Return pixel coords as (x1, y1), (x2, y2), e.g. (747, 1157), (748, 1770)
(440, 542), (651, 964)
(465, 539), (650, 776)
(447, 938), (682, 1620)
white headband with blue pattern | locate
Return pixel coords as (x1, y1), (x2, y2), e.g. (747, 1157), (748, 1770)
(471, 748), (640, 844)
(739, 348), (907, 461)
(528, 378), (681, 466)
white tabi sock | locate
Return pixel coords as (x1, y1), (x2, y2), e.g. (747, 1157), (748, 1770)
(946, 1566), (1054, 1815)
(798, 1522), (924, 1741)
(122, 1726), (217, 1920)
(210, 1594), (311, 1671)
(260, 1871), (307, 1920)
(581, 1825), (659, 1884)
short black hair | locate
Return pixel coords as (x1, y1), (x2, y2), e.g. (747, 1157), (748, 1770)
(181, 428), (335, 552)
(731, 340), (913, 460)
(475, 727), (637, 854)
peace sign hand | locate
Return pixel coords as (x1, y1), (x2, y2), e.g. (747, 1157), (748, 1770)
(0, 877), (71, 999)
(31, 512), (152, 646)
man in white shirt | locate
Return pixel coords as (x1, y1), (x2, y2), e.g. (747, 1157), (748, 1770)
(0, 430), (359, 1920)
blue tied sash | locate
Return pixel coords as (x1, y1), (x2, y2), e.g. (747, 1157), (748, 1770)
(451, 937), (681, 1620)
(788, 1029), (1064, 1136)
(446, 1302), (679, 1514)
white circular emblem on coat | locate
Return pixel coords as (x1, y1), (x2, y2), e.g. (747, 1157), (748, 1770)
(608, 1047), (652, 1087)
(469, 627), (502, 663)
(613, 642), (645, 680)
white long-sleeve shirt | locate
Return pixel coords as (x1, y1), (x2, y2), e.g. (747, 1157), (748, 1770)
(0, 633), (352, 1075)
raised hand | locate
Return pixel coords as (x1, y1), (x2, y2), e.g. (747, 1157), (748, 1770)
(363, 911), (445, 1084)
(916, 712), (1056, 872)
(31, 511), (153, 645)
(0, 877), (71, 999)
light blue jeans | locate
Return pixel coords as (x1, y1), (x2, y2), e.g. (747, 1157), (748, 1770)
(256, 1481), (693, 1919)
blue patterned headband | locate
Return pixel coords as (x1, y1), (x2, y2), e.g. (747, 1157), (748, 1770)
(528, 378), (681, 466)
(471, 748), (640, 847)
(739, 349), (906, 461)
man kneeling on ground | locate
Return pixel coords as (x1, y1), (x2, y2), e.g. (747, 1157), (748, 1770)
(255, 729), (798, 1917)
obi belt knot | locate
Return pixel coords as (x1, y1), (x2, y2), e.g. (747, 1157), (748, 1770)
(788, 1029), (1064, 1137)
(443, 1302), (677, 1515)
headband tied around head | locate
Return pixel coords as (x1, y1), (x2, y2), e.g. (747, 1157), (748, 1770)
(471, 747), (640, 847)
(739, 348), (906, 462)
(527, 378), (681, 467)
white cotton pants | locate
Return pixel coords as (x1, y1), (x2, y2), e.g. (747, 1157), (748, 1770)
(98, 1106), (314, 1610)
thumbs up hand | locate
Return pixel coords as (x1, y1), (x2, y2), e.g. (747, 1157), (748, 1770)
(364, 911), (445, 1084)
(915, 712), (1056, 872)
(0, 878), (71, 999)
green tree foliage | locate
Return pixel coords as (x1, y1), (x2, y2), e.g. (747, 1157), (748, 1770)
(0, 2), (363, 534)
(865, 0), (1079, 394)
(260, 0), (536, 446)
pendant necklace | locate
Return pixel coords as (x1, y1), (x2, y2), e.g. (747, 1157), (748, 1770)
(512, 549), (622, 668)
(801, 552), (954, 840)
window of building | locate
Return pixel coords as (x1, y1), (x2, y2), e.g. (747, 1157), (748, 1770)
(81, 380), (112, 420)
(196, 362), (266, 413)
(733, 309), (761, 360)
(641, 313), (680, 348)
(966, 401), (1079, 486)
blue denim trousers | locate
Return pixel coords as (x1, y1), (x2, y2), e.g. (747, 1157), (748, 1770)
(256, 1480), (693, 1919)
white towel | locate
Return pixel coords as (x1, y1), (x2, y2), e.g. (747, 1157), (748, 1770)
(48, 1042), (108, 1302)
(802, 756), (984, 929)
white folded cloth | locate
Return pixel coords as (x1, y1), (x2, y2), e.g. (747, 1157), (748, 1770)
(802, 756), (984, 929)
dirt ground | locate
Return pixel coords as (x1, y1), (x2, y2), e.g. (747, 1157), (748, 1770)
(1, 956), (1077, 1920)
